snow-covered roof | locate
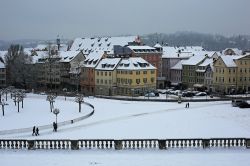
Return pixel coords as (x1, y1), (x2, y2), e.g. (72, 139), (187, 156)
(29, 51), (49, 63)
(95, 58), (121, 71)
(0, 61), (5, 68)
(171, 60), (184, 70)
(34, 44), (48, 51)
(222, 48), (242, 55)
(220, 55), (244, 67)
(23, 48), (34, 56)
(58, 51), (82, 62)
(154, 43), (162, 48)
(117, 57), (156, 70)
(81, 51), (104, 68)
(0, 51), (7, 59)
(70, 36), (139, 54)
(199, 58), (213, 67)
(128, 46), (158, 53)
(162, 46), (205, 58)
(58, 44), (68, 51)
(204, 51), (217, 58)
(182, 55), (206, 66)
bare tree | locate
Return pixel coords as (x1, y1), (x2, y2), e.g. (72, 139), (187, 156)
(5, 44), (32, 88)
(13, 92), (23, 113)
(0, 99), (8, 116)
(75, 94), (84, 113)
(46, 94), (57, 112)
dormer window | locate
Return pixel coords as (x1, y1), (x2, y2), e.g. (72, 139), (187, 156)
(133, 63), (138, 67)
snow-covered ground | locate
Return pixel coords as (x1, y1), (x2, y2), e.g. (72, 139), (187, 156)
(1, 93), (250, 166)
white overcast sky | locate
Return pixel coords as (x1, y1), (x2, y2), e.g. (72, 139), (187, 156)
(0, 0), (249, 40)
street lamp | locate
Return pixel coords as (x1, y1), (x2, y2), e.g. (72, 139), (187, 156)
(63, 88), (67, 100)
(131, 88), (134, 100)
(53, 108), (60, 124)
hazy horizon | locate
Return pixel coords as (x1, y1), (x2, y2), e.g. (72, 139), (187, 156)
(1, 0), (250, 40)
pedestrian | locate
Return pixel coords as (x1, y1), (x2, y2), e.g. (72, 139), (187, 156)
(185, 103), (187, 108)
(55, 123), (58, 132)
(187, 102), (190, 108)
(53, 122), (56, 132)
(36, 127), (39, 136)
(32, 126), (36, 136)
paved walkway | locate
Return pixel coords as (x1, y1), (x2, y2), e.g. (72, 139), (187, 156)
(0, 101), (95, 136)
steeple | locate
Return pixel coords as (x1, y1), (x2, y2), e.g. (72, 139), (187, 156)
(56, 35), (60, 51)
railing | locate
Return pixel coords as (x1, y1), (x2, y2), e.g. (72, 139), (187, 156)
(0, 102), (95, 135)
(0, 138), (249, 150)
(98, 95), (250, 102)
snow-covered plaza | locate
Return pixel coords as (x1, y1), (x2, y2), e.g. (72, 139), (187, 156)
(1, 93), (250, 166)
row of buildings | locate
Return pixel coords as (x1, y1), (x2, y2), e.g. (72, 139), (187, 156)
(0, 36), (250, 95)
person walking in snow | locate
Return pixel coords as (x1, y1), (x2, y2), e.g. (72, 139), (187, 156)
(187, 102), (190, 108)
(35, 127), (39, 136)
(32, 126), (36, 136)
(55, 123), (58, 132)
(53, 122), (56, 132)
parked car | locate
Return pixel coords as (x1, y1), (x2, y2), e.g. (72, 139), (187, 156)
(144, 92), (155, 97)
(232, 99), (244, 107)
(182, 91), (195, 97)
(196, 92), (207, 96)
(239, 101), (250, 108)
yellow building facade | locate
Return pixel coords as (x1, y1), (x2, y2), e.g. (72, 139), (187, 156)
(94, 58), (121, 96)
(116, 57), (156, 96)
(213, 55), (250, 93)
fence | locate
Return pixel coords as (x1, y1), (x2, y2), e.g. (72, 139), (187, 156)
(0, 138), (249, 150)
(0, 102), (95, 135)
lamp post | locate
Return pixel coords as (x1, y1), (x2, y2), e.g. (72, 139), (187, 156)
(63, 88), (67, 100)
(53, 108), (60, 124)
(131, 88), (134, 100)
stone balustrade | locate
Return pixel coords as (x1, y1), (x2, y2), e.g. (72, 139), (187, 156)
(0, 138), (249, 150)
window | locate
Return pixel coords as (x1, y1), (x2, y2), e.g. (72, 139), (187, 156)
(109, 72), (111, 76)
(97, 79), (99, 83)
(105, 80), (107, 84)
(143, 71), (147, 74)
(143, 78), (147, 83)
(136, 79), (140, 84)
(128, 79), (132, 84)
(101, 72), (103, 76)
(136, 71), (140, 75)
(151, 70), (155, 74)
(151, 77), (155, 83)
(105, 72), (107, 76)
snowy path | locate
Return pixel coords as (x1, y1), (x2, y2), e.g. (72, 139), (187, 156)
(6, 100), (230, 139)
(1, 149), (250, 166)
